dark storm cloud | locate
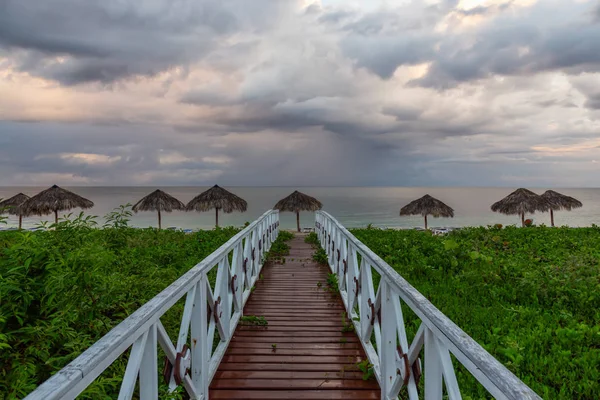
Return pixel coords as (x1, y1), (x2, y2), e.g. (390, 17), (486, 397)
(455, 1), (513, 16)
(179, 90), (240, 107)
(341, 34), (436, 79)
(537, 99), (578, 108)
(1, 0), (599, 187)
(382, 106), (424, 121)
(584, 93), (600, 109)
(0, 0), (288, 85)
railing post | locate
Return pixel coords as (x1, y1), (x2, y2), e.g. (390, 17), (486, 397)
(139, 323), (158, 400)
(425, 328), (443, 400)
(191, 275), (208, 398)
(380, 281), (396, 400)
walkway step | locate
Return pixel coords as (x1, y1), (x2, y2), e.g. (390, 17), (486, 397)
(210, 236), (379, 399)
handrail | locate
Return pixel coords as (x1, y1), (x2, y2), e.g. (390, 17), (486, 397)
(25, 210), (280, 400)
(315, 211), (541, 400)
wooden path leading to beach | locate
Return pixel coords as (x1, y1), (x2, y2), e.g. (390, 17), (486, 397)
(209, 234), (380, 399)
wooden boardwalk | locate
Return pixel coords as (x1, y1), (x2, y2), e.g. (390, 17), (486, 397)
(210, 234), (380, 399)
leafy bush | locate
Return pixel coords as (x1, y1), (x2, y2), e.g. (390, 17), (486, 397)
(304, 232), (319, 245)
(351, 226), (600, 399)
(0, 209), (239, 399)
(312, 247), (328, 265)
(264, 231), (293, 260)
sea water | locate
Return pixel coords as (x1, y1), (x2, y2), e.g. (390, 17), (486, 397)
(0, 187), (598, 230)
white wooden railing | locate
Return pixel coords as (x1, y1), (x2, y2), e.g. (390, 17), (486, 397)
(315, 211), (541, 400)
(25, 210), (280, 400)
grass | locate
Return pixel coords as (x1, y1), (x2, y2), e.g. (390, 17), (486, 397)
(0, 208), (239, 399)
(351, 225), (600, 399)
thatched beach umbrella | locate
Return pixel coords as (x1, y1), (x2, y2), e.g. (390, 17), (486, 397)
(132, 189), (185, 229)
(20, 185), (94, 224)
(0, 193), (30, 229)
(400, 194), (454, 230)
(185, 185), (247, 228)
(541, 190), (582, 227)
(491, 188), (550, 227)
(274, 190), (322, 232)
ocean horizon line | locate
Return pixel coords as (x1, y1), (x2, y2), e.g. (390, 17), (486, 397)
(1, 185), (599, 189)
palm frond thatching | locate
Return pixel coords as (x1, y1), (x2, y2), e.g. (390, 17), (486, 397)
(132, 189), (185, 229)
(186, 185), (247, 213)
(399, 194), (454, 229)
(0, 193), (30, 229)
(541, 190), (582, 227)
(0, 193), (30, 215)
(491, 188), (550, 227)
(274, 190), (322, 232)
(540, 190), (582, 211)
(132, 189), (185, 213)
(274, 191), (322, 213)
(185, 185), (247, 228)
(20, 185), (94, 224)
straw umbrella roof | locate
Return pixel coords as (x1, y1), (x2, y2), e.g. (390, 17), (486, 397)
(185, 185), (247, 213)
(541, 190), (582, 211)
(274, 191), (322, 212)
(20, 185), (94, 216)
(0, 193), (30, 215)
(132, 189), (185, 213)
(400, 194), (454, 218)
(490, 188), (550, 215)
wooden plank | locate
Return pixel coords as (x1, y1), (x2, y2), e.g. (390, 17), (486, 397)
(216, 363), (361, 372)
(228, 343), (362, 350)
(224, 348), (363, 356)
(211, 379), (378, 389)
(210, 235), (380, 399)
(213, 371), (365, 380)
(230, 336), (359, 343)
(210, 389), (380, 399)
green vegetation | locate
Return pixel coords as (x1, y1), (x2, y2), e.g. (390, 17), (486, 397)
(351, 226), (600, 399)
(356, 359), (375, 381)
(306, 231), (328, 264)
(264, 230), (293, 263)
(0, 207), (239, 399)
(326, 272), (339, 293)
(312, 247), (328, 264)
(304, 231), (319, 245)
(239, 315), (268, 326)
(340, 312), (355, 333)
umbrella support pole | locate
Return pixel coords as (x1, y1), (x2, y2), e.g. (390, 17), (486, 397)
(19, 215), (22, 230)
(216, 208), (219, 228)
(521, 212), (525, 227)
(550, 209), (554, 227)
(158, 210), (162, 230)
(296, 211), (300, 232)
(54, 210), (58, 225)
(424, 214), (428, 230)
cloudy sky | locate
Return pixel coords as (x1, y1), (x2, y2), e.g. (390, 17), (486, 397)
(0, 0), (599, 187)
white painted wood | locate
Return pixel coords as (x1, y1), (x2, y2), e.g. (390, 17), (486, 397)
(360, 261), (375, 342)
(392, 294), (420, 399)
(176, 285), (197, 352)
(379, 281), (396, 399)
(139, 323), (158, 400)
(191, 275), (208, 398)
(438, 339), (462, 400)
(118, 331), (148, 400)
(425, 328), (443, 400)
(24, 210), (279, 400)
(313, 211), (541, 400)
